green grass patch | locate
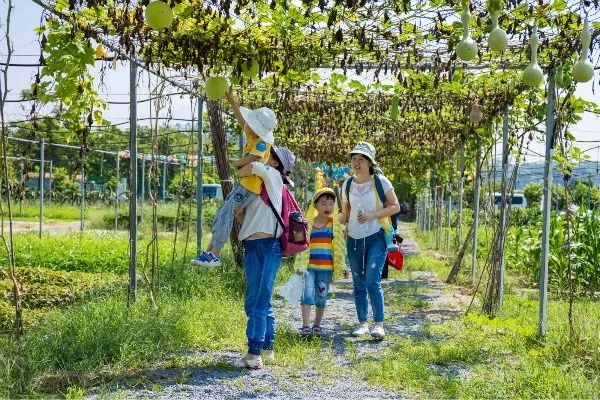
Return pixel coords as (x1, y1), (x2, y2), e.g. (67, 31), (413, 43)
(0, 264), (248, 397)
(353, 249), (600, 399)
(0, 267), (123, 332)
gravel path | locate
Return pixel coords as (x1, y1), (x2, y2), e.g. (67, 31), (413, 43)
(87, 230), (472, 400)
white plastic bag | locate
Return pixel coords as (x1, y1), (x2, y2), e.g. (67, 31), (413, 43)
(277, 273), (305, 303)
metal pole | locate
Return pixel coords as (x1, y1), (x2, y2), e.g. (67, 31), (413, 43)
(539, 72), (556, 337)
(129, 56), (138, 302)
(179, 163), (183, 190)
(438, 186), (444, 251)
(115, 154), (120, 230)
(196, 97), (204, 257)
(472, 144), (482, 284)
(162, 158), (167, 201)
(19, 162), (23, 217)
(458, 145), (465, 247)
(39, 139), (45, 238)
(497, 107), (510, 306)
(446, 187), (451, 259)
(80, 153), (85, 232)
(140, 156), (145, 224)
(432, 185), (438, 247)
(48, 160), (53, 205)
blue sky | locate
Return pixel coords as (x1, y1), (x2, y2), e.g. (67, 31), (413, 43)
(2, 2), (599, 163)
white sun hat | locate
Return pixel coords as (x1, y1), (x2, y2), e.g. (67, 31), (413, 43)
(349, 141), (377, 165)
(239, 106), (277, 145)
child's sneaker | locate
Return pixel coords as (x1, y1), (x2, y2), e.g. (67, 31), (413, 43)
(370, 324), (385, 340)
(352, 323), (370, 336)
(262, 349), (275, 365)
(191, 251), (221, 267)
(312, 325), (324, 336)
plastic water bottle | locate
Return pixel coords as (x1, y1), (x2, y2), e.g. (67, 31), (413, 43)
(357, 202), (364, 224)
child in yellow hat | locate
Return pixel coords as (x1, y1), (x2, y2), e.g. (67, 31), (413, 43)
(294, 187), (346, 336)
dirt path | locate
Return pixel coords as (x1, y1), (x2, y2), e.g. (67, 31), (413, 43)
(2, 219), (81, 233)
(87, 231), (473, 399)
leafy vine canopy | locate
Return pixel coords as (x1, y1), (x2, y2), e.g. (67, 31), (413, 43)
(40, 0), (599, 177)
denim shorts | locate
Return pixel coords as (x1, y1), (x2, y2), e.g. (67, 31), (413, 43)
(301, 269), (333, 309)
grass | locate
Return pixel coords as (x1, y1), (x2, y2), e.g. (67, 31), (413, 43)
(354, 222), (600, 399)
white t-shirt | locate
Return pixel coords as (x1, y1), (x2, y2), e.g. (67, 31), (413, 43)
(342, 175), (393, 240)
(239, 162), (284, 241)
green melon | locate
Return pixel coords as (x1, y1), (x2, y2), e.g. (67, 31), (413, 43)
(488, 27), (508, 53)
(205, 76), (229, 100)
(572, 60), (594, 83)
(242, 60), (260, 79)
(522, 64), (544, 87)
(456, 38), (478, 62)
(145, 1), (173, 31)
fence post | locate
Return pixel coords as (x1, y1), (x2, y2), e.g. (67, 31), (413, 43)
(39, 139), (45, 238)
(196, 97), (204, 257)
(48, 160), (53, 205)
(80, 152), (85, 232)
(115, 153), (120, 230)
(129, 55), (138, 303)
(162, 158), (167, 201)
(539, 71), (556, 337)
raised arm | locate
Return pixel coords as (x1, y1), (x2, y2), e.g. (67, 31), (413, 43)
(226, 89), (246, 128)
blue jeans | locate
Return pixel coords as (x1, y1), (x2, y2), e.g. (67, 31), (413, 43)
(301, 269), (333, 309)
(243, 238), (282, 355)
(211, 184), (256, 250)
(346, 230), (387, 323)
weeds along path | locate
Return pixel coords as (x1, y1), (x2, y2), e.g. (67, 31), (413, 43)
(88, 230), (472, 400)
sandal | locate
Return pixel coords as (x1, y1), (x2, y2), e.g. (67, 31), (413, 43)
(234, 355), (263, 370)
(312, 325), (323, 336)
(300, 325), (312, 336)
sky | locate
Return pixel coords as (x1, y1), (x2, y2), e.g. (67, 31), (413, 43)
(1, 2), (599, 164)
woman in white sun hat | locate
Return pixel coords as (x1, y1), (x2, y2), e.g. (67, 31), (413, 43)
(192, 89), (288, 267)
(338, 141), (400, 340)
(234, 144), (296, 370)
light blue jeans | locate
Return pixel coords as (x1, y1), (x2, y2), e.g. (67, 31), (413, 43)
(243, 238), (282, 355)
(301, 269), (333, 309)
(211, 184), (256, 250)
(346, 229), (387, 323)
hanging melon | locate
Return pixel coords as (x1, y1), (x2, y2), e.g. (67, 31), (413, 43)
(488, 11), (508, 53)
(145, 1), (174, 31)
(389, 95), (399, 120)
(242, 59), (260, 79)
(572, 17), (594, 83)
(205, 76), (229, 100)
(456, 6), (478, 62)
(522, 25), (544, 87)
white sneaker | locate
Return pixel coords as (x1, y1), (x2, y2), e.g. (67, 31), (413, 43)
(352, 324), (370, 336)
(371, 324), (385, 339)
(233, 355), (263, 370)
(262, 349), (275, 365)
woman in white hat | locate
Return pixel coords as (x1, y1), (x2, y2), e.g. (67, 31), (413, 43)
(192, 89), (281, 267)
(235, 145), (296, 369)
(338, 141), (400, 339)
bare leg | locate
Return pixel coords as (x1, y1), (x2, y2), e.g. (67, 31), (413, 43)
(301, 304), (312, 327)
(314, 307), (325, 326)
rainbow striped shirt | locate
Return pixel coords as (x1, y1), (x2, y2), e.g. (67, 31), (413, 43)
(308, 218), (334, 271)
